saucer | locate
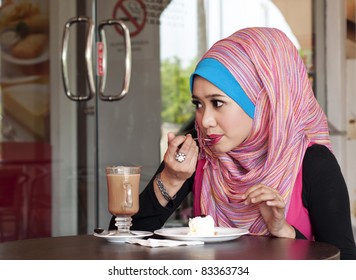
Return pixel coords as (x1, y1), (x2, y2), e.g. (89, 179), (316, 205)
(93, 230), (153, 243)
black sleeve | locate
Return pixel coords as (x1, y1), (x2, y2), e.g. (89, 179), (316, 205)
(109, 162), (193, 232)
(293, 226), (307, 240)
(302, 144), (356, 260)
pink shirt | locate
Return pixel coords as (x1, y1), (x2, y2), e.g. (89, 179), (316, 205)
(286, 165), (313, 240)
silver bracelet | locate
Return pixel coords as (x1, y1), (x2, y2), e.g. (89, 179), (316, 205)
(156, 173), (177, 201)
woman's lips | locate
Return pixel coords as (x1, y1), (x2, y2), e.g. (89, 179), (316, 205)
(206, 134), (223, 145)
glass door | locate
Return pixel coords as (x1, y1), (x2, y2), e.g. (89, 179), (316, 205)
(55, 0), (164, 236)
(0, 0), (163, 241)
(60, 0), (134, 235)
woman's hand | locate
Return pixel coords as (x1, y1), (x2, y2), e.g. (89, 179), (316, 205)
(162, 132), (198, 183)
(155, 133), (199, 205)
(242, 184), (295, 238)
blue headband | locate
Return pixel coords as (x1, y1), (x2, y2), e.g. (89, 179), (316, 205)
(190, 58), (255, 119)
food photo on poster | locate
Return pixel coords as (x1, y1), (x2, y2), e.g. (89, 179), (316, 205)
(0, 0), (49, 142)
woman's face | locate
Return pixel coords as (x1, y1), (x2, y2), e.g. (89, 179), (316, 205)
(192, 76), (253, 153)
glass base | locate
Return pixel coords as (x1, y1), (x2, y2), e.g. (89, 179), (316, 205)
(114, 216), (133, 235)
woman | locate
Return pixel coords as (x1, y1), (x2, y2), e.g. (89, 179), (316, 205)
(110, 27), (356, 259)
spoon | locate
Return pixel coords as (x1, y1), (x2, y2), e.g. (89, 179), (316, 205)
(94, 228), (104, 233)
(193, 138), (211, 141)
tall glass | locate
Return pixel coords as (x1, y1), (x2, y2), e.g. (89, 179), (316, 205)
(106, 166), (141, 235)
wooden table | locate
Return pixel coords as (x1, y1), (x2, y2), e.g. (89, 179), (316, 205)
(0, 234), (340, 260)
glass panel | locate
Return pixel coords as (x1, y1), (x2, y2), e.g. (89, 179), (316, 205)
(50, 0), (96, 236)
(95, 0), (165, 230)
(0, 0), (91, 241)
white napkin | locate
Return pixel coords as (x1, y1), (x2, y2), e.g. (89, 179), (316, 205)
(126, 238), (204, 247)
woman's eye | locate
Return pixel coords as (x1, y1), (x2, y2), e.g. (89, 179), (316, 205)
(212, 100), (224, 108)
(192, 100), (202, 109)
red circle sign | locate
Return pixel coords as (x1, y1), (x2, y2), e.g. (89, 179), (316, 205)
(112, 0), (147, 37)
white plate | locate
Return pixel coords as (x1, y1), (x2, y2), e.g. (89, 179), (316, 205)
(154, 227), (249, 243)
(94, 230), (153, 243)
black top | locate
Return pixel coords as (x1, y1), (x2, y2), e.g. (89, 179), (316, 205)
(109, 144), (356, 259)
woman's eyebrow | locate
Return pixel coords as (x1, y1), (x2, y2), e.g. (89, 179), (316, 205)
(192, 93), (226, 99)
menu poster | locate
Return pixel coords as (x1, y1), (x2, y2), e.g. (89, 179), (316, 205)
(0, 0), (49, 142)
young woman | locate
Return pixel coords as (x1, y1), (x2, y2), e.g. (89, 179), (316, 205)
(110, 27), (356, 259)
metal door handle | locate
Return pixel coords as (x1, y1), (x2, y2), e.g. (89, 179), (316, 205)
(98, 20), (131, 101)
(61, 16), (95, 101)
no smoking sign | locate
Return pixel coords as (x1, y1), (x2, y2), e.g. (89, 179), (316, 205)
(112, 0), (147, 37)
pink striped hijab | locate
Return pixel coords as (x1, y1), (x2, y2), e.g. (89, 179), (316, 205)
(192, 27), (331, 235)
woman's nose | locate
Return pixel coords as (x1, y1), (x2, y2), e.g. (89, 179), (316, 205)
(201, 108), (216, 128)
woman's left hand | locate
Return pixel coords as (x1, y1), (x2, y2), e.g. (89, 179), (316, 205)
(242, 184), (295, 238)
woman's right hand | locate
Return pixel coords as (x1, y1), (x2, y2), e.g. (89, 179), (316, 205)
(155, 133), (199, 205)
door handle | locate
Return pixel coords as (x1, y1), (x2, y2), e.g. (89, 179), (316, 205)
(61, 16), (95, 101)
(98, 20), (131, 101)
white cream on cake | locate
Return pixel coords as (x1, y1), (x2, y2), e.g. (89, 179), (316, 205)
(188, 215), (215, 236)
